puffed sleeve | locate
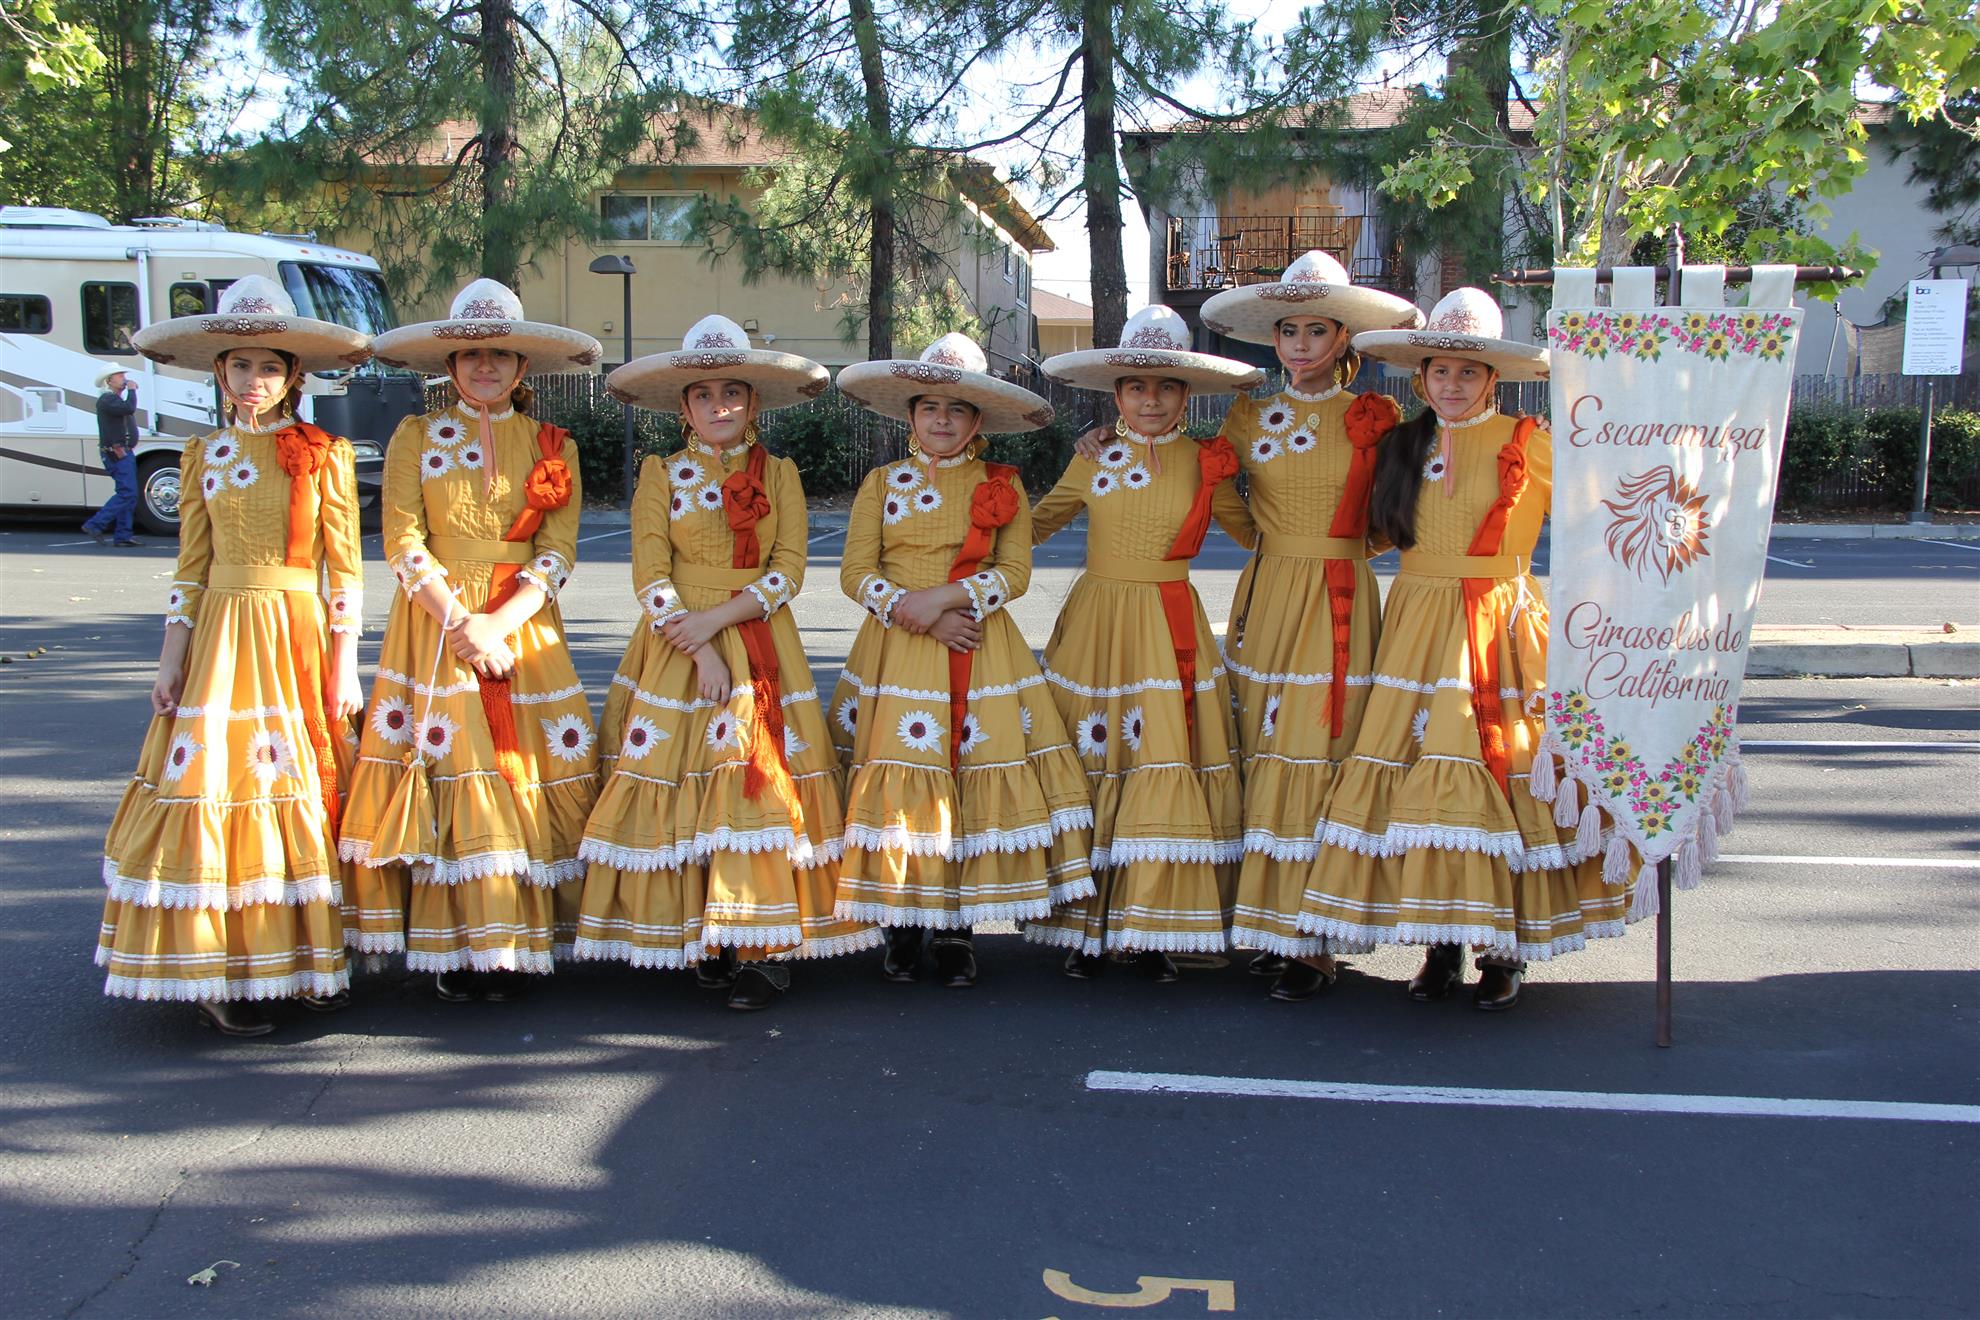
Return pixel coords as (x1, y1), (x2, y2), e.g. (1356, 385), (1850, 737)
(631, 454), (687, 628)
(520, 430), (582, 601)
(1029, 455), (1091, 544)
(318, 438), (364, 634)
(960, 473), (1032, 620)
(841, 467), (904, 626)
(742, 456), (805, 618)
(382, 414), (445, 597)
(1528, 423), (1554, 515)
(164, 437), (212, 629)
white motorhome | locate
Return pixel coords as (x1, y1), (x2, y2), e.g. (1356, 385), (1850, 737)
(0, 206), (405, 534)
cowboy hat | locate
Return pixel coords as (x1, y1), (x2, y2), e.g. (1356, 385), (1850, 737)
(370, 278), (601, 375)
(605, 314), (828, 412)
(1353, 287), (1549, 381)
(837, 332), (1054, 434)
(1041, 305), (1264, 393)
(1201, 250), (1424, 344)
(129, 275), (370, 375)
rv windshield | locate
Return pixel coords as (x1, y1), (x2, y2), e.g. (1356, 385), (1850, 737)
(278, 261), (397, 338)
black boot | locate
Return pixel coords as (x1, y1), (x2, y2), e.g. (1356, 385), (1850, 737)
(434, 970), (479, 1003)
(1407, 944), (1464, 1001)
(1472, 960), (1525, 1012)
(1135, 951), (1180, 983)
(477, 970), (531, 1002)
(1247, 951), (1289, 978)
(298, 990), (350, 1013)
(1062, 949), (1102, 980)
(727, 961), (790, 1011)
(881, 927), (925, 983)
(196, 1001), (275, 1037)
(931, 931), (977, 988)
(1269, 955), (1338, 1003)
(695, 947), (738, 990)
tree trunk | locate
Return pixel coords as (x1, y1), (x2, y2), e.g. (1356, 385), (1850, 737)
(849, 0), (894, 360)
(479, 0), (521, 287)
(1455, 0), (1514, 282)
(1081, 0), (1129, 354)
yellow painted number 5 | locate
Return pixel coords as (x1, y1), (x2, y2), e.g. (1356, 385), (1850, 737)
(1042, 1269), (1236, 1311)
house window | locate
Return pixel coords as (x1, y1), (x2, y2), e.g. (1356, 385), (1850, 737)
(1002, 243), (1013, 280)
(81, 281), (140, 354)
(1015, 256), (1030, 306)
(0, 293), (52, 334)
(169, 282), (211, 317)
(600, 193), (701, 243)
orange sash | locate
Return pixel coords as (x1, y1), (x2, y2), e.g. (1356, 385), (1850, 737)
(722, 444), (804, 830)
(274, 421), (340, 831)
(1160, 436), (1241, 743)
(945, 463), (1021, 772)
(1460, 416), (1538, 796)
(476, 422), (573, 789)
(1319, 393), (1399, 737)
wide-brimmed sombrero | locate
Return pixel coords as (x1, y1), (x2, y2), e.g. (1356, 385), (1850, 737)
(1200, 249), (1424, 344)
(370, 278), (601, 375)
(605, 314), (828, 412)
(129, 275), (371, 375)
(1352, 287), (1550, 381)
(837, 332), (1054, 434)
(1041, 305), (1264, 393)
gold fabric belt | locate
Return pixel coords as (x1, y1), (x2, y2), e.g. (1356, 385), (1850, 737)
(1398, 552), (1525, 579)
(208, 566), (317, 593)
(428, 536), (532, 565)
(1260, 533), (1367, 560)
(672, 562), (760, 590)
(1084, 554), (1190, 583)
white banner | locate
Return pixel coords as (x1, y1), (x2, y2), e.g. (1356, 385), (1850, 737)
(1533, 266), (1803, 918)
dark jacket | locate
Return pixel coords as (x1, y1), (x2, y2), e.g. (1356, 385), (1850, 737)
(95, 386), (138, 457)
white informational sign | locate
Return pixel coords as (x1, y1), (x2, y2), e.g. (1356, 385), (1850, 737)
(1903, 279), (1969, 376)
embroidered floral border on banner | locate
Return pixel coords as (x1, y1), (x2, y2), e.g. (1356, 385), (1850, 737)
(1529, 265), (1804, 921)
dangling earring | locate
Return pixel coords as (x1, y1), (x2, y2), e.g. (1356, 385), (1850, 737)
(743, 421), (761, 448)
(1113, 417), (1132, 440)
(906, 432), (923, 460)
(682, 422), (700, 450)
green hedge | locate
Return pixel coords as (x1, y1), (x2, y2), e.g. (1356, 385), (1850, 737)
(543, 389), (1084, 503)
(1779, 406), (1979, 511)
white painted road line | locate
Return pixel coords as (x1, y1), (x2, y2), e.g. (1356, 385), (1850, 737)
(576, 528), (629, 544)
(1915, 539), (1980, 554)
(1717, 853), (1980, 869)
(1085, 1071), (1980, 1124)
(1742, 739), (1977, 750)
(808, 528), (843, 545)
(1765, 553), (1811, 569)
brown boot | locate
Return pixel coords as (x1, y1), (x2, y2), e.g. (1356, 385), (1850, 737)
(196, 1001), (275, 1037)
(1407, 944), (1464, 1001)
(1472, 960), (1524, 1012)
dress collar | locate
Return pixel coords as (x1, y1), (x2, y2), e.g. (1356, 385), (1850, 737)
(1283, 379), (1344, 404)
(455, 400), (515, 424)
(1122, 423), (1185, 446)
(232, 411), (290, 435)
(1437, 403), (1499, 432)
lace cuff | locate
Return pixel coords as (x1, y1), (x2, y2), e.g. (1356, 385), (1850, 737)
(747, 568), (796, 618)
(857, 573), (906, 627)
(639, 577), (687, 629)
(164, 581), (201, 630)
(960, 569), (1011, 621)
(391, 545), (448, 598)
(520, 550), (573, 601)
(327, 584), (363, 636)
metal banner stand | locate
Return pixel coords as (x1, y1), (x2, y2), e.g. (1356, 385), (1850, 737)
(1492, 238), (1861, 1046)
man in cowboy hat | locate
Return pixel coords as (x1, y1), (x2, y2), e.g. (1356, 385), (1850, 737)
(82, 367), (141, 547)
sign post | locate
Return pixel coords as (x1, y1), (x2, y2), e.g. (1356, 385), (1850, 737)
(1903, 274), (1970, 522)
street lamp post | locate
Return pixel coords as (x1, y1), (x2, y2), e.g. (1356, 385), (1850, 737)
(588, 254), (637, 507)
(1910, 244), (1980, 523)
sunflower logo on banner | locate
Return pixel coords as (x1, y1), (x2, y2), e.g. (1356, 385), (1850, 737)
(1529, 265), (1803, 920)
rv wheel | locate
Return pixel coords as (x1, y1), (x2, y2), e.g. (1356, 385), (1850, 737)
(136, 455), (182, 537)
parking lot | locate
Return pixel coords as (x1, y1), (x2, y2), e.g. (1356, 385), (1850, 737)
(2, 518), (1976, 1318)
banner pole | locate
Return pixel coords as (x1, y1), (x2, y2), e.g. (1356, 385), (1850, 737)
(1655, 858), (1674, 1047)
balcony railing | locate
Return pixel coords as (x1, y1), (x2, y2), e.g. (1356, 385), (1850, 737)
(1164, 213), (1399, 292)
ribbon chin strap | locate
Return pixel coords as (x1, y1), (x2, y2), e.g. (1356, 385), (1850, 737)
(945, 463), (1020, 772)
(476, 422), (573, 790)
(1461, 416), (1538, 797)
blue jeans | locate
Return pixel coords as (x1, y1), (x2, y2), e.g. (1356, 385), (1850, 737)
(85, 452), (138, 541)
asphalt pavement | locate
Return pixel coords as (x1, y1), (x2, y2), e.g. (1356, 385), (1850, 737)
(2, 522), (1978, 1318)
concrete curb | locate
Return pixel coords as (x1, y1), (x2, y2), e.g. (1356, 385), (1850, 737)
(1748, 629), (1978, 679)
(1769, 522), (1980, 540)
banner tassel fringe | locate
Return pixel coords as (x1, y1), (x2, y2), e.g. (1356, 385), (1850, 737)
(1675, 838), (1704, 891)
(1529, 737), (1558, 802)
(1553, 775), (1581, 828)
(1601, 833), (1634, 889)
(1628, 867), (1661, 922)
(1575, 800), (1605, 857)
(1698, 806), (1721, 865)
